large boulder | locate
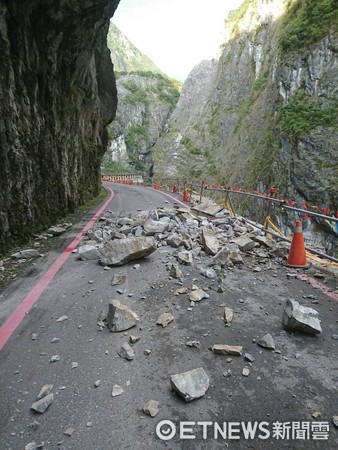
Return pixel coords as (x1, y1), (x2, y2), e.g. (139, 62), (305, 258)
(98, 237), (157, 266)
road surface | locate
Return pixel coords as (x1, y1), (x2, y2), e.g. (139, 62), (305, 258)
(0, 183), (337, 449)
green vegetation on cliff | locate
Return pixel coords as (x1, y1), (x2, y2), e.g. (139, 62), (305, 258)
(278, 91), (338, 136)
(279, 0), (338, 51)
(107, 22), (162, 73)
(120, 72), (180, 108)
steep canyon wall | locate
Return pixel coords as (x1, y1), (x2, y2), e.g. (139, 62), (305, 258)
(0, 0), (119, 252)
(152, 0), (338, 250)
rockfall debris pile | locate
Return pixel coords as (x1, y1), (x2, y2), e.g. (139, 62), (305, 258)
(69, 203), (325, 406)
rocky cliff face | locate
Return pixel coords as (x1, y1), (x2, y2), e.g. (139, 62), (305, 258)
(0, 0), (119, 252)
(152, 0), (337, 254)
(104, 72), (180, 172)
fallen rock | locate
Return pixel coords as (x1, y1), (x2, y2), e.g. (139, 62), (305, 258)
(143, 400), (159, 417)
(31, 393), (54, 414)
(211, 344), (242, 356)
(78, 244), (100, 261)
(228, 252), (244, 265)
(56, 315), (68, 322)
(189, 288), (209, 302)
(118, 342), (135, 360)
(192, 203), (223, 216)
(254, 235), (276, 249)
(282, 299), (322, 335)
(168, 263), (182, 278)
(25, 443), (37, 450)
(170, 367), (209, 402)
(201, 227), (219, 255)
(11, 249), (39, 259)
(257, 333), (275, 350)
(232, 235), (255, 252)
(186, 340), (201, 348)
(64, 427), (75, 436)
(167, 233), (183, 248)
(244, 353), (255, 363)
(224, 307), (233, 324)
(106, 300), (139, 332)
(156, 313), (174, 328)
(112, 385), (124, 397)
(129, 335), (140, 344)
(99, 237), (157, 266)
(111, 273), (127, 286)
(177, 251), (193, 265)
(199, 267), (217, 278)
(47, 226), (66, 236)
(213, 247), (230, 267)
(37, 384), (53, 400)
(143, 219), (168, 235)
(242, 368), (250, 377)
(333, 416), (338, 429)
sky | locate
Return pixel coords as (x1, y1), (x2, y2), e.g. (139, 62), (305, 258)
(112, 0), (245, 81)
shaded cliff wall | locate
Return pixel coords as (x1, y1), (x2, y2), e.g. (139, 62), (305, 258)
(0, 0), (119, 252)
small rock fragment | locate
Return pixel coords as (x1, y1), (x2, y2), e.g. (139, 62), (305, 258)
(242, 368), (250, 377)
(50, 355), (60, 362)
(64, 427), (75, 436)
(37, 384), (53, 400)
(56, 315), (68, 322)
(31, 333), (37, 341)
(71, 362), (78, 369)
(129, 335), (140, 344)
(257, 334), (275, 350)
(156, 312), (174, 328)
(25, 443), (37, 450)
(112, 385), (124, 397)
(224, 307), (233, 324)
(143, 400), (159, 417)
(211, 344), (242, 356)
(311, 411), (321, 419)
(94, 380), (101, 387)
(111, 273), (127, 286)
(189, 288), (209, 302)
(244, 353), (255, 363)
(31, 394), (54, 414)
(118, 342), (135, 360)
(186, 340), (200, 348)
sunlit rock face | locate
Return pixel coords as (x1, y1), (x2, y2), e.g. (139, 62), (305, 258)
(0, 0), (119, 251)
(152, 0), (337, 255)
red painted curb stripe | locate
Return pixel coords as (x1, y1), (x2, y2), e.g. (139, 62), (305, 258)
(0, 187), (115, 350)
(147, 187), (189, 209)
(297, 274), (338, 302)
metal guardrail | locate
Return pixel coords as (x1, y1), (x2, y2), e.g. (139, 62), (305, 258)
(203, 186), (338, 223)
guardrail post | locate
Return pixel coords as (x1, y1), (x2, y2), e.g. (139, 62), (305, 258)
(199, 180), (205, 204)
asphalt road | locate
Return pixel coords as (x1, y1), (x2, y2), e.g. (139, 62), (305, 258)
(0, 183), (337, 450)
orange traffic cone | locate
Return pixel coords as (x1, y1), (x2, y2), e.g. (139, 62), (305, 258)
(183, 188), (189, 202)
(172, 185), (177, 193)
(154, 181), (159, 189)
(287, 220), (309, 268)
